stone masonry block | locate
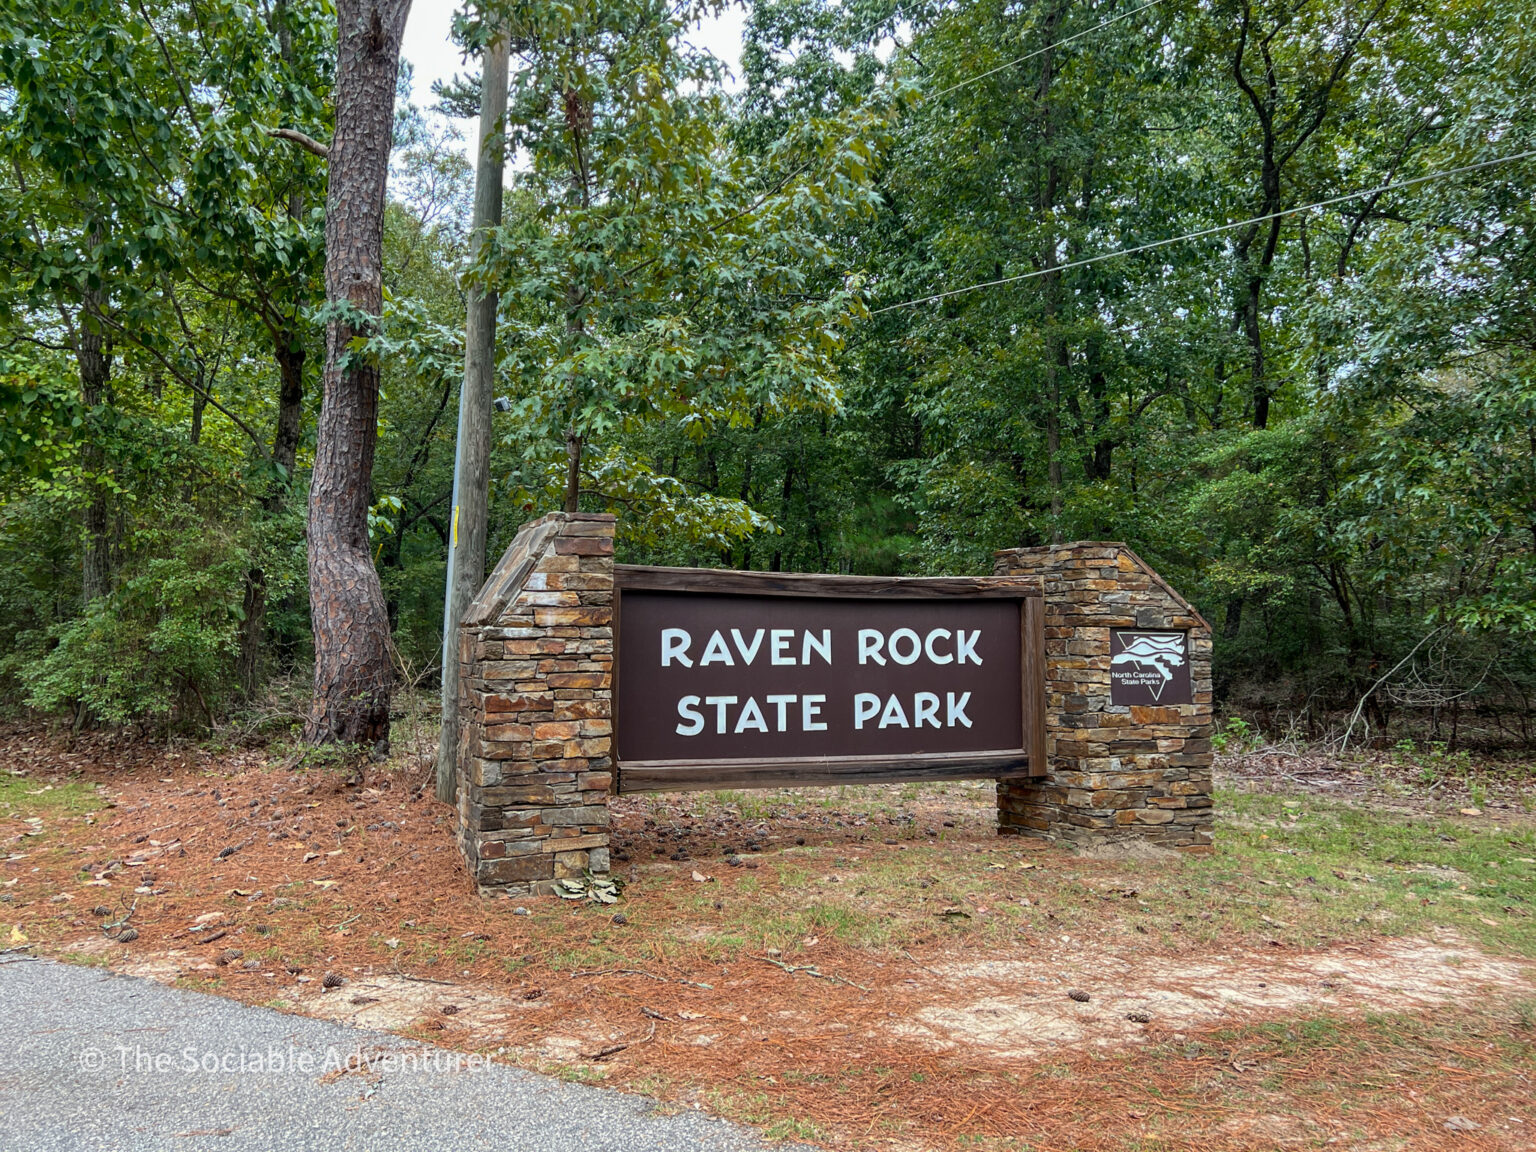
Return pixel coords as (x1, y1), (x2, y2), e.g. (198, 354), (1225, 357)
(456, 515), (616, 895)
(993, 542), (1213, 853)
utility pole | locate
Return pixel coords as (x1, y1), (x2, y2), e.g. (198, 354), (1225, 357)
(436, 27), (511, 801)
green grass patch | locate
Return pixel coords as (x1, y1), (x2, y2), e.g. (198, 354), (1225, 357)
(1193, 788), (1536, 955)
(618, 785), (1536, 966)
(0, 772), (101, 819)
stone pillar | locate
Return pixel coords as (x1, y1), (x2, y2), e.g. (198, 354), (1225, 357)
(992, 542), (1213, 852)
(455, 512), (615, 894)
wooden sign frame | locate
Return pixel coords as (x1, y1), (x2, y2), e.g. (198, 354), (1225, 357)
(612, 565), (1048, 793)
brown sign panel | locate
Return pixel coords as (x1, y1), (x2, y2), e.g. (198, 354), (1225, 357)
(613, 568), (1043, 791)
(1109, 629), (1192, 707)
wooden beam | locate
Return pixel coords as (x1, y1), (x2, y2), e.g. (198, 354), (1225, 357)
(1023, 594), (1049, 777)
(617, 750), (1031, 794)
(615, 564), (1042, 600)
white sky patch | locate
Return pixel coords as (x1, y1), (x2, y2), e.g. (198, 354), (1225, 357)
(399, 1), (748, 163)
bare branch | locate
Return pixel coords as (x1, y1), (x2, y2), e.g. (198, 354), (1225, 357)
(269, 127), (330, 159)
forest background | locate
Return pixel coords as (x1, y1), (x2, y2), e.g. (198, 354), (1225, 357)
(1, 0), (1533, 753)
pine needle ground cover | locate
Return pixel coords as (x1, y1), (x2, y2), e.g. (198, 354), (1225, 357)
(3, 723), (1532, 1151)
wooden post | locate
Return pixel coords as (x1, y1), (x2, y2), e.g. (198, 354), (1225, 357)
(436, 28), (511, 800)
(1023, 594), (1048, 776)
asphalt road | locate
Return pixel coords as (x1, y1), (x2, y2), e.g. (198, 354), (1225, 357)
(0, 957), (805, 1152)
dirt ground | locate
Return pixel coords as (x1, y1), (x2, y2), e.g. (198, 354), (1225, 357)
(3, 724), (1534, 1151)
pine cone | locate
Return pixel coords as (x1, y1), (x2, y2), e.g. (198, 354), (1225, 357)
(321, 971), (346, 989)
(1067, 989), (1091, 1003)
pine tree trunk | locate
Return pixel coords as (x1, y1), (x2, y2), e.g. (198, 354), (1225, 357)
(1035, 7), (1065, 542)
(305, 0), (411, 752)
(77, 290), (112, 606)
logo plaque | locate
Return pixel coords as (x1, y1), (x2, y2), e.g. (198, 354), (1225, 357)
(1109, 630), (1191, 707)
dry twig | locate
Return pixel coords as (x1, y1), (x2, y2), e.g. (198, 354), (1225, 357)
(753, 954), (870, 992)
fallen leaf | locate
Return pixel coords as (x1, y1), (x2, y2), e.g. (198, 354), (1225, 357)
(9, 925), (28, 945)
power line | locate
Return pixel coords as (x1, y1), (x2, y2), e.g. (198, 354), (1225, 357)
(739, 0), (1168, 218)
(869, 148), (1536, 315)
(926, 0), (1168, 102)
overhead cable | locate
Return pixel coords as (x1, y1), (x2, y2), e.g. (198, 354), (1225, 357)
(869, 148), (1536, 314)
(925, 0), (1168, 102)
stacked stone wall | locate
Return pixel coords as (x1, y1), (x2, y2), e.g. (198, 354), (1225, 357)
(993, 542), (1214, 851)
(455, 513), (615, 894)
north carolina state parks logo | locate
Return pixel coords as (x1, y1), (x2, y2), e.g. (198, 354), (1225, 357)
(1110, 631), (1191, 706)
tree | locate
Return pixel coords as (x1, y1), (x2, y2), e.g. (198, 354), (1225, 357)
(1209, 0), (1398, 431)
(477, 0), (885, 545)
(305, 0), (414, 751)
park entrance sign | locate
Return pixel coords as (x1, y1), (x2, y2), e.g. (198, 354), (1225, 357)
(612, 568), (1047, 791)
(453, 514), (1213, 895)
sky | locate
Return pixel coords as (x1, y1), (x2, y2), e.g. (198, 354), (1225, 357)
(399, 3), (749, 157)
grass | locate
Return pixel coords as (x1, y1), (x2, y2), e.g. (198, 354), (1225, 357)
(704, 1086), (830, 1141)
(0, 771), (101, 818)
(482, 787), (1536, 978)
(637, 789), (1522, 964)
(1206, 788), (1536, 955)
(1, 770), (105, 944)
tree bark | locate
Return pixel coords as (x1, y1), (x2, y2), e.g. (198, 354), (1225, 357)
(305, 0), (412, 752)
(564, 432), (583, 513)
(1034, 4), (1065, 541)
(436, 26), (509, 801)
(77, 289), (112, 606)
